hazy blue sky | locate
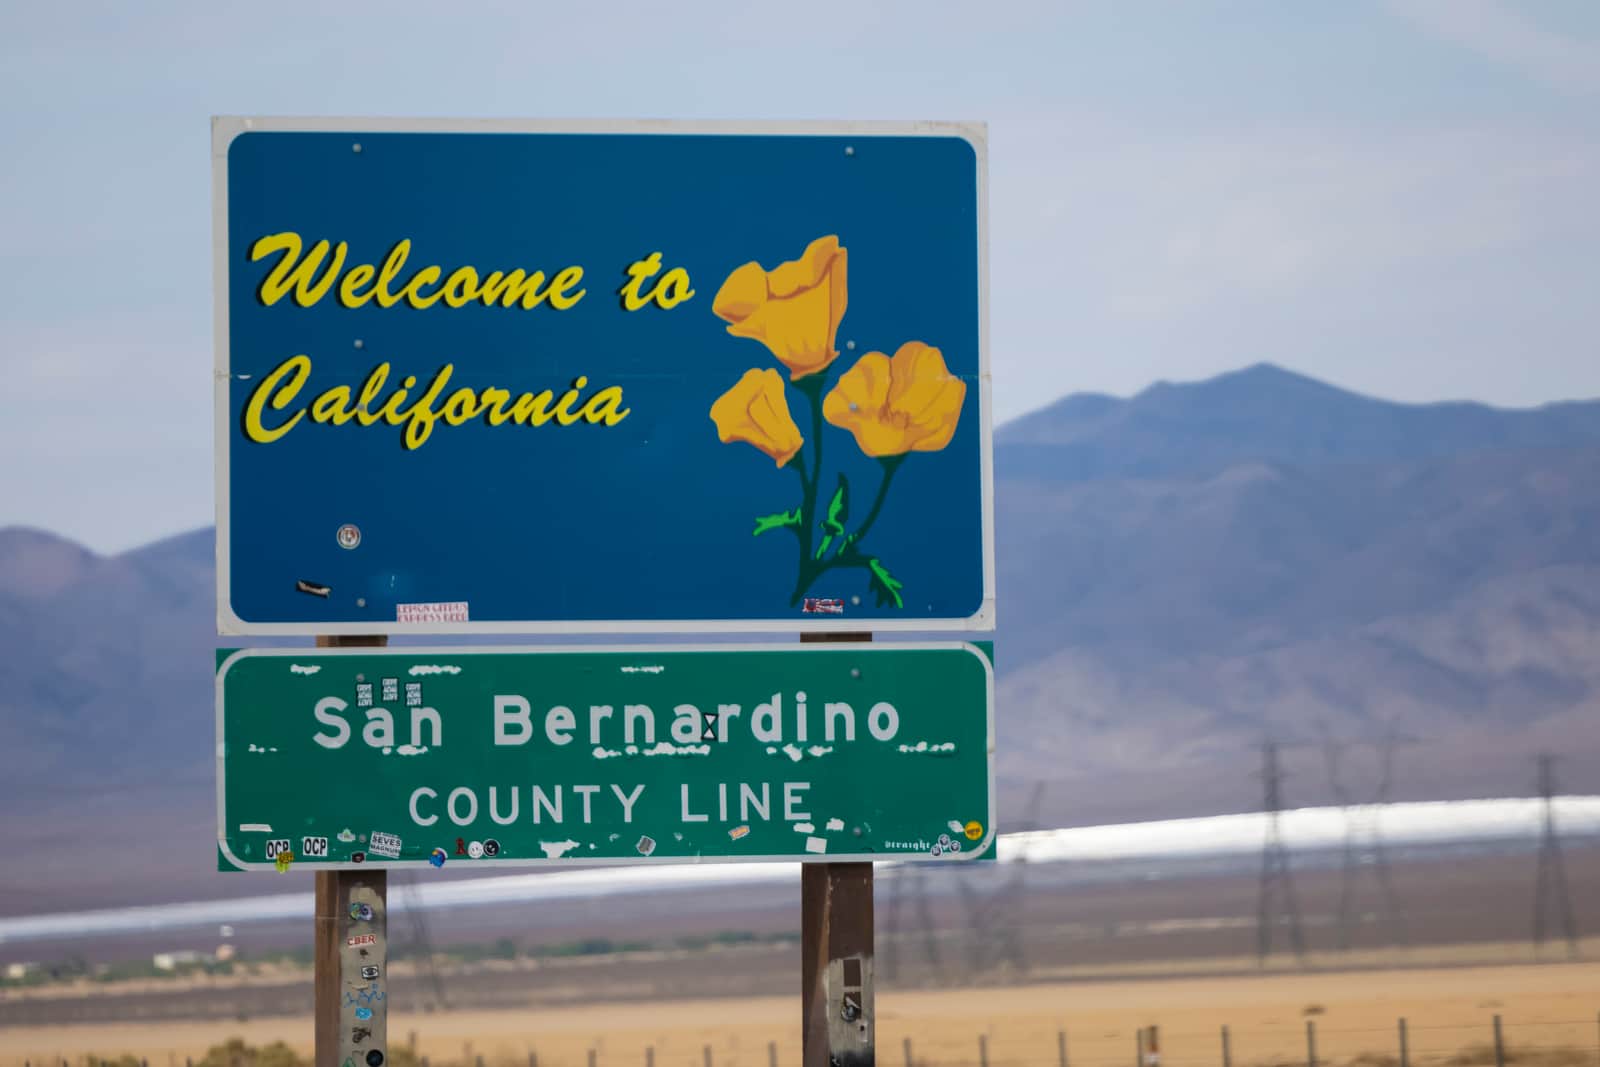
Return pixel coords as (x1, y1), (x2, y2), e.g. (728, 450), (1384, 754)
(3, 1), (1598, 552)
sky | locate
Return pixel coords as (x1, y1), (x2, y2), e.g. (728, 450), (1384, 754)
(2, 1), (1598, 553)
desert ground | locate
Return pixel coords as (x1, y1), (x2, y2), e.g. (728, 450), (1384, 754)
(3, 958), (1600, 1067)
(4, 848), (1596, 1066)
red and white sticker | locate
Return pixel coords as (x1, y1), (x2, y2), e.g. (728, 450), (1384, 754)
(802, 598), (845, 615)
(347, 933), (377, 948)
(397, 601), (469, 624)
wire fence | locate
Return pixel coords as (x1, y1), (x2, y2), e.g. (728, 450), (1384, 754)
(9, 1014), (1600, 1067)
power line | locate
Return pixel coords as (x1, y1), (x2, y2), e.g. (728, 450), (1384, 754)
(1532, 753), (1579, 958)
(957, 781), (1043, 980)
(393, 871), (448, 1010)
(1321, 725), (1414, 950)
(1257, 740), (1307, 965)
(882, 863), (944, 985)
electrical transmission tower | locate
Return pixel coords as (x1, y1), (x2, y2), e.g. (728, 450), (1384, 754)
(394, 871), (449, 1010)
(1257, 741), (1307, 965)
(1532, 754), (1579, 958)
(1321, 727), (1412, 950)
(957, 782), (1044, 981)
(883, 862), (945, 985)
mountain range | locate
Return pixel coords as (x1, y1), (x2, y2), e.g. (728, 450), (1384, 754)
(6, 363), (1600, 914)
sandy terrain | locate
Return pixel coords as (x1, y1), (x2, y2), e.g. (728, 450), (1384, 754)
(5, 960), (1599, 1067)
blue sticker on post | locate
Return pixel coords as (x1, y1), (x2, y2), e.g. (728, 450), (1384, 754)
(213, 118), (993, 636)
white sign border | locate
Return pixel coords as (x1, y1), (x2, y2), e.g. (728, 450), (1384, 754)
(215, 641), (998, 870)
(212, 117), (994, 636)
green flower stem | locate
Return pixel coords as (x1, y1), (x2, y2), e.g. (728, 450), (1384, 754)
(847, 453), (905, 549)
(788, 375), (828, 604)
(790, 453), (907, 601)
(790, 446), (811, 500)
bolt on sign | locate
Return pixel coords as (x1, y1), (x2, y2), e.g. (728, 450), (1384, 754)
(215, 644), (994, 869)
(212, 118), (992, 635)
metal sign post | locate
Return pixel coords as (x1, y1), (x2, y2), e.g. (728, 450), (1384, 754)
(314, 634), (387, 1067)
(802, 632), (875, 1067)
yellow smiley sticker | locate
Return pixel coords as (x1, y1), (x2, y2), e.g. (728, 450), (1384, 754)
(275, 850), (295, 873)
(964, 821), (983, 841)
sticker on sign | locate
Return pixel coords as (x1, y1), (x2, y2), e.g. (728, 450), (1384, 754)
(397, 602), (469, 624)
(301, 836), (328, 857)
(347, 934), (376, 948)
(368, 831), (402, 859)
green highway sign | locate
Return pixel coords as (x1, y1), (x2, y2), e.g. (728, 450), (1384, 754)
(216, 644), (994, 870)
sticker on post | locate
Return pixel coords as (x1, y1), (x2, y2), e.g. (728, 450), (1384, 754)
(347, 934), (377, 947)
(397, 601), (470, 624)
(368, 831), (402, 859)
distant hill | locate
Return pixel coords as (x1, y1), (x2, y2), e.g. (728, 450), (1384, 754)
(998, 363), (1600, 482)
(5, 363), (1600, 912)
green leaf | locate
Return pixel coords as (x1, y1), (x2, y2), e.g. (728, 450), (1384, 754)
(752, 509), (802, 537)
(867, 558), (904, 609)
(815, 474), (850, 559)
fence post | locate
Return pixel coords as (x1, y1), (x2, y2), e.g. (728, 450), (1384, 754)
(1222, 1026), (1232, 1067)
(1137, 1028), (1145, 1067)
(980, 1034), (990, 1067)
(904, 1038), (914, 1067)
(1306, 1020), (1317, 1067)
(589, 1050), (597, 1067)
(1494, 1016), (1505, 1067)
(705, 1045), (714, 1067)
(1399, 1018), (1409, 1067)
(646, 1049), (654, 1067)
(530, 1055), (538, 1067)
(1060, 1030), (1070, 1067)
(770, 1043), (778, 1067)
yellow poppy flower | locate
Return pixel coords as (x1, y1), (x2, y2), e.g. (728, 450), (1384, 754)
(710, 368), (805, 467)
(823, 342), (966, 457)
(712, 235), (848, 380)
